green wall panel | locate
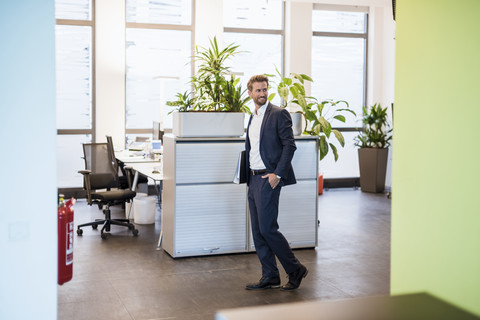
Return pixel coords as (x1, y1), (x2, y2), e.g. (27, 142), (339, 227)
(391, 0), (480, 316)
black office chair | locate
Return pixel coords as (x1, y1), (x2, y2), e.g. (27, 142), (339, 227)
(77, 143), (139, 239)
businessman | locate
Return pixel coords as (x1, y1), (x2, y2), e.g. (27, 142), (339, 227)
(245, 75), (308, 291)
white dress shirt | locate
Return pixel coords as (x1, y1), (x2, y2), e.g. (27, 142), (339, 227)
(248, 103), (267, 170)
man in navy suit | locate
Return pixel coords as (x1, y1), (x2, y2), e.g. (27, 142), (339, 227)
(245, 75), (308, 291)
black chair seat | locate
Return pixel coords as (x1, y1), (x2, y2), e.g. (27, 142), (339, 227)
(92, 190), (136, 202)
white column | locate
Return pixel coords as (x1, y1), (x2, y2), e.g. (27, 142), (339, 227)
(195, 0), (224, 49)
(95, 0), (126, 147)
(285, 1), (313, 96)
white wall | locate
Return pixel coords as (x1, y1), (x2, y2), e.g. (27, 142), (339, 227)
(285, 1), (313, 99)
(0, 0), (58, 318)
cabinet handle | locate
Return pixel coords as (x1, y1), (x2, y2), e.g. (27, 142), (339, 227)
(203, 247), (220, 252)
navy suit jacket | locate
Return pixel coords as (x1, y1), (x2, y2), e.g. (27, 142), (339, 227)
(245, 102), (297, 187)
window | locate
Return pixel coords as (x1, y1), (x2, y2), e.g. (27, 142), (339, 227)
(55, 0), (94, 188)
(312, 6), (368, 179)
(223, 0), (284, 112)
(126, 0), (193, 142)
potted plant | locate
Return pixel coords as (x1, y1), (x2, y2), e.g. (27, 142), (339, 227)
(167, 37), (250, 137)
(268, 68), (356, 162)
(354, 103), (392, 193)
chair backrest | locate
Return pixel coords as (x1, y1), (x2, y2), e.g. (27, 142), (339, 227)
(105, 135), (118, 173)
(82, 143), (118, 190)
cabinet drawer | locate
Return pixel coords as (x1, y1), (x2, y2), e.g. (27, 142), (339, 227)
(249, 180), (317, 249)
(291, 140), (318, 179)
(174, 183), (248, 256)
(176, 142), (244, 184)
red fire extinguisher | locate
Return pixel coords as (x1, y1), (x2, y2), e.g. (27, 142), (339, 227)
(58, 195), (76, 285)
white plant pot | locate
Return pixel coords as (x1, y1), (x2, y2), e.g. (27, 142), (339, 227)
(173, 112), (245, 138)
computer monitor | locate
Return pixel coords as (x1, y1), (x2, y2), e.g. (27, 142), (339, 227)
(151, 140), (162, 154)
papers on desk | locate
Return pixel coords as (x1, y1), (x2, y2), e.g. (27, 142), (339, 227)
(233, 150), (246, 184)
(128, 142), (146, 151)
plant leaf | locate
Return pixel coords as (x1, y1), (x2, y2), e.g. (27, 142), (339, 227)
(283, 77), (292, 86)
(296, 95), (307, 109)
(319, 116), (331, 137)
(289, 86), (299, 98)
(301, 74), (313, 82)
(278, 86), (289, 101)
(293, 82), (305, 96)
(337, 108), (357, 116)
(319, 136), (328, 160)
(329, 143), (339, 161)
(332, 129), (345, 147)
(292, 73), (304, 84)
(333, 115), (346, 123)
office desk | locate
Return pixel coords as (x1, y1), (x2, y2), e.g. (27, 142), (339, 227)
(115, 150), (162, 191)
(216, 293), (480, 320)
(116, 151), (164, 249)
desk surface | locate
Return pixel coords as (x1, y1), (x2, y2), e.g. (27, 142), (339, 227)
(130, 162), (163, 181)
(115, 150), (161, 164)
(216, 293), (480, 320)
(115, 151), (163, 180)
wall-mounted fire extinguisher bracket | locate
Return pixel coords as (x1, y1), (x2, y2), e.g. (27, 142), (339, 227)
(58, 194), (76, 285)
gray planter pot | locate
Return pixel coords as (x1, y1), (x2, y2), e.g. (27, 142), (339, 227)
(358, 148), (389, 193)
(290, 112), (303, 136)
(173, 112), (245, 138)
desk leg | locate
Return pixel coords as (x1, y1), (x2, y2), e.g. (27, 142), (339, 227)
(127, 170), (140, 221)
(156, 180), (163, 250)
(156, 231), (163, 250)
(131, 170), (139, 192)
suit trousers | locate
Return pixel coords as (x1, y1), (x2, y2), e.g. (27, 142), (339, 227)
(248, 174), (300, 277)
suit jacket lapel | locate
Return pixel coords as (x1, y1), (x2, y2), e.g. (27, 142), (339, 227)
(260, 102), (273, 140)
(246, 114), (253, 149)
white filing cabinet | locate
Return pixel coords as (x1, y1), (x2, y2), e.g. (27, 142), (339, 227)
(162, 134), (318, 258)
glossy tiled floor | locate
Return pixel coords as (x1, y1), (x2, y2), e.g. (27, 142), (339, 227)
(58, 188), (391, 320)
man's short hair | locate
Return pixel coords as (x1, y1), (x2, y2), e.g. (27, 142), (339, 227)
(247, 75), (269, 92)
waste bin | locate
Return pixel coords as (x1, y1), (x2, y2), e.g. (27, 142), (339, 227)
(125, 193), (147, 219)
(133, 195), (156, 224)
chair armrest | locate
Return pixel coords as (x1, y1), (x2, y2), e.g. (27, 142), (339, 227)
(78, 170), (93, 204)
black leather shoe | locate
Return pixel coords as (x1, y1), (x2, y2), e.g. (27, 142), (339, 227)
(281, 264), (308, 291)
(246, 276), (281, 290)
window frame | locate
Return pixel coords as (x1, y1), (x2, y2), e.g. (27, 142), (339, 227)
(56, 1), (96, 140)
(311, 5), (369, 182)
(223, 1), (286, 85)
(125, 0), (195, 137)
(312, 5), (368, 135)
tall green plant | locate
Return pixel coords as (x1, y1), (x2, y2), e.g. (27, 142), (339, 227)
(354, 103), (392, 148)
(167, 36), (250, 113)
(192, 37), (242, 111)
(221, 77), (251, 113)
(268, 68), (356, 161)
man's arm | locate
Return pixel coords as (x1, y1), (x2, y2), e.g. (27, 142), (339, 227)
(274, 108), (296, 178)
